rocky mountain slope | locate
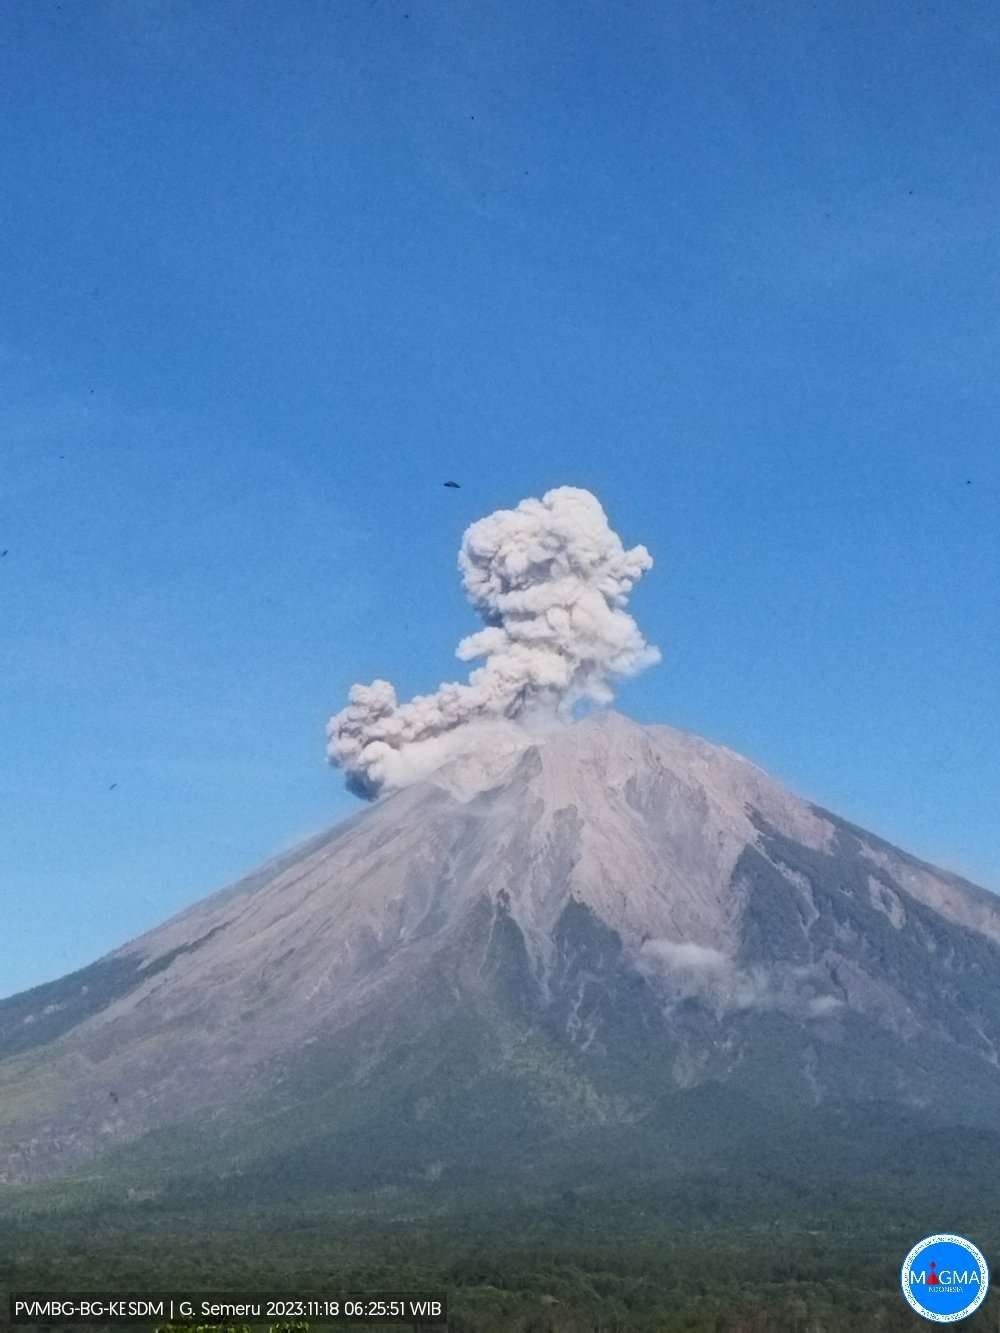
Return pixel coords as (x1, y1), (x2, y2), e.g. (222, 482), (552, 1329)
(3, 712), (999, 1206)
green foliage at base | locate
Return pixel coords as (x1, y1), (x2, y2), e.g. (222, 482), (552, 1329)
(2, 1194), (999, 1332)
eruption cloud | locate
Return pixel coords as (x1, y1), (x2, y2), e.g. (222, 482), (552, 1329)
(327, 486), (660, 798)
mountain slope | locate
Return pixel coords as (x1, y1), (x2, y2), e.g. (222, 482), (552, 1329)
(2, 711), (999, 1208)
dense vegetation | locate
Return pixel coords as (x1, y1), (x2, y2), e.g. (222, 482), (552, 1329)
(3, 1183), (998, 1332)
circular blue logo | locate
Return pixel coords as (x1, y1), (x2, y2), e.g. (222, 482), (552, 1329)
(901, 1234), (989, 1323)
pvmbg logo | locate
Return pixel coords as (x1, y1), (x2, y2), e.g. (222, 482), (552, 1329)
(901, 1233), (990, 1323)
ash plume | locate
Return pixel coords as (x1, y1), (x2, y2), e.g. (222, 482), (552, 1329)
(327, 486), (660, 799)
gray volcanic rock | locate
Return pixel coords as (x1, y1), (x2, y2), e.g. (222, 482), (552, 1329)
(2, 711), (999, 1197)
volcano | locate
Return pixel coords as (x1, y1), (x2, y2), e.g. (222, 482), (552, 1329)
(3, 712), (1000, 1215)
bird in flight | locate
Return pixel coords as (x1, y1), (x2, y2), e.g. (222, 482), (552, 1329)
(443, 480), (461, 489)
(108, 782), (118, 791)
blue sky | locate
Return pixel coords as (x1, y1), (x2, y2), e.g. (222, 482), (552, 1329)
(2, 0), (998, 998)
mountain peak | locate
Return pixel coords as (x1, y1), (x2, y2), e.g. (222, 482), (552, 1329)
(3, 712), (999, 1191)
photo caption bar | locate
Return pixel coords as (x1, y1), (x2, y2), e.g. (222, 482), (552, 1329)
(8, 1293), (448, 1325)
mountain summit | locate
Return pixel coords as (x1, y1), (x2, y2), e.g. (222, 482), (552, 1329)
(3, 712), (1000, 1206)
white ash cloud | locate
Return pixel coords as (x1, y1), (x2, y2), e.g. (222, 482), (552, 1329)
(327, 486), (660, 799)
(639, 939), (844, 1019)
(640, 940), (728, 970)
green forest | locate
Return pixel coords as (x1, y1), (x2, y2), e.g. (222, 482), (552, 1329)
(3, 1192), (998, 1332)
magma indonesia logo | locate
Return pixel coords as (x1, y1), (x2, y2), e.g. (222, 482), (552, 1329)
(901, 1234), (990, 1323)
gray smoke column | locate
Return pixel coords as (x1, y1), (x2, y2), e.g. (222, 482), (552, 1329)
(327, 485), (660, 798)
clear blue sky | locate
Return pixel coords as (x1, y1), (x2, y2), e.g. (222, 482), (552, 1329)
(3, 1), (998, 999)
